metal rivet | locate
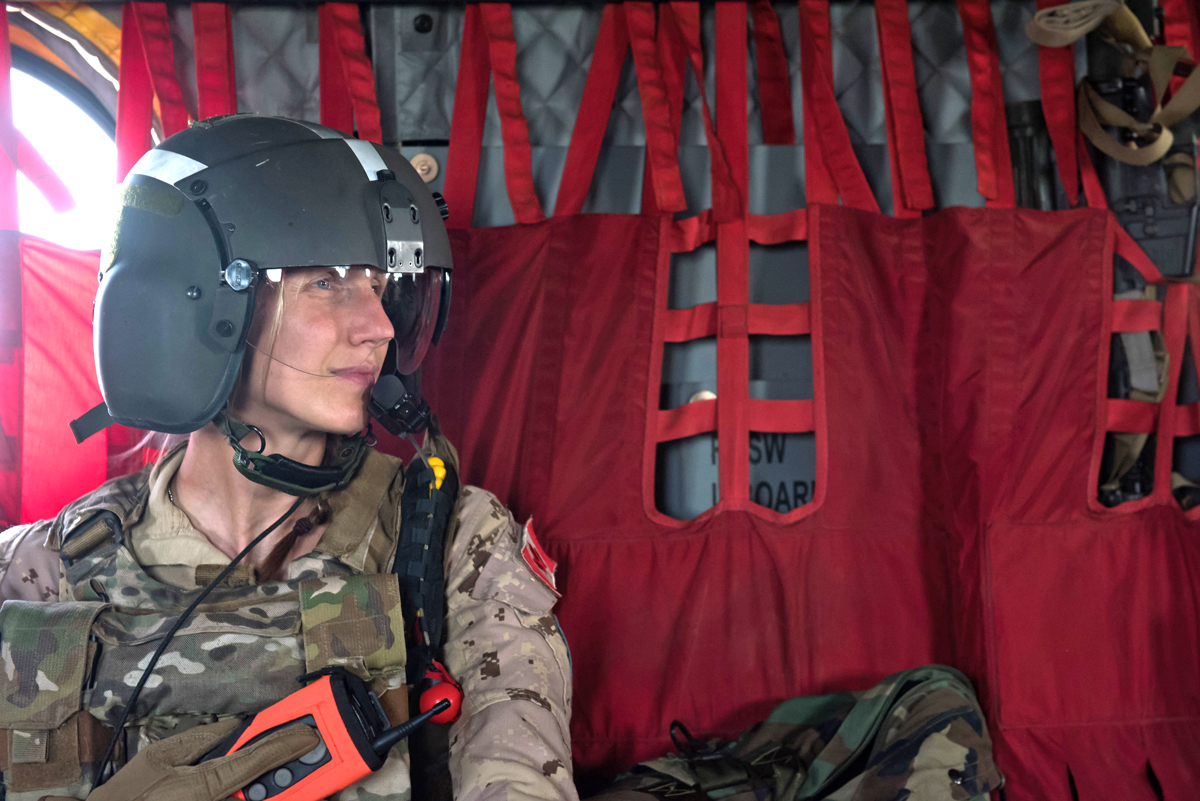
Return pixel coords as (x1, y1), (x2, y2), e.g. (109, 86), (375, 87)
(215, 320), (235, 337)
(189, 179), (207, 195)
(413, 13), (433, 33)
(410, 153), (439, 183)
(186, 286), (201, 300)
(409, 205), (420, 224)
(226, 223), (236, 233)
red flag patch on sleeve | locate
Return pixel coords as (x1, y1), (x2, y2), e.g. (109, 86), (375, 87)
(521, 519), (560, 597)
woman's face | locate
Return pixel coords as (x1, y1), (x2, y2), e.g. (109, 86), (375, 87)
(232, 266), (394, 437)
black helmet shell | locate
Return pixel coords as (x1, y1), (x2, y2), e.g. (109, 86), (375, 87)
(95, 115), (452, 433)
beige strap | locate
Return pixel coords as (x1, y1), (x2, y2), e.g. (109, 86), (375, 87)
(1078, 82), (1175, 166)
(1026, 0), (1120, 47)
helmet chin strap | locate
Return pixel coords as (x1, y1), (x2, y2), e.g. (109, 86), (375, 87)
(213, 412), (369, 496)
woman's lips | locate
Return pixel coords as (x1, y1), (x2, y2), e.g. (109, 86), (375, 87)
(330, 366), (376, 388)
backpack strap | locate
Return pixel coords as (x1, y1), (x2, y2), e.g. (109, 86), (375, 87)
(395, 449), (460, 687)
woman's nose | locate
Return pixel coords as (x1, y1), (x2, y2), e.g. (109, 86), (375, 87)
(351, 288), (395, 346)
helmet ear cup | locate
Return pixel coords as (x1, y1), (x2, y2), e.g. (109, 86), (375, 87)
(96, 177), (247, 433)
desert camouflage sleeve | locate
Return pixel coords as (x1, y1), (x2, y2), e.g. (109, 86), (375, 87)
(0, 522), (60, 602)
(442, 487), (577, 801)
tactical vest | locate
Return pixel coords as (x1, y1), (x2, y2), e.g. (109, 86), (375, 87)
(0, 446), (448, 801)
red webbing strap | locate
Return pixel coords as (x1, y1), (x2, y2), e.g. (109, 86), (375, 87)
(669, 2), (743, 222)
(320, 3), (383, 143)
(192, 3), (237, 119)
(478, 4), (544, 224)
(116, 4), (154, 181)
(1112, 299), (1163, 332)
(1154, 281), (1189, 493)
(1180, 291), (1200, 436)
(639, 2), (690, 215)
(1107, 399), (1158, 432)
(14, 134), (72, 213)
(130, 4), (189, 138)
(748, 209), (807, 243)
(1077, 129), (1107, 209)
(749, 399), (814, 432)
(444, 4), (489, 229)
(798, 0), (878, 211)
(627, 2), (687, 215)
(1161, 0), (1200, 87)
(318, 4), (353, 134)
(1114, 224), (1166, 284)
(555, 5), (630, 216)
(955, 0), (1015, 208)
(710, 1), (750, 501)
(1034, 0), (1079, 206)
(750, 0), (795, 146)
(662, 300), (811, 341)
(657, 398), (717, 442)
(0, 11), (18, 527)
(875, 0), (933, 217)
(714, 1), (751, 503)
(1178, 403), (1200, 437)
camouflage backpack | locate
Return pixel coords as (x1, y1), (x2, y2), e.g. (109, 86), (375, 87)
(594, 666), (1003, 801)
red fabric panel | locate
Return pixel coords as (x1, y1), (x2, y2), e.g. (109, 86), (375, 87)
(657, 400), (717, 442)
(479, 3), (543, 224)
(1161, 0), (1200, 93)
(192, 3), (237, 120)
(130, 4), (189, 138)
(18, 239), (106, 524)
(797, 0), (878, 211)
(663, 303), (717, 342)
(750, 1), (795, 146)
(747, 399), (814, 432)
(748, 303), (811, 335)
(554, 5), (629, 217)
(1035, 0), (1079, 206)
(443, 5), (489, 230)
(320, 3), (383, 143)
(667, 209), (715, 251)
(0, 14), (18, 528)
(1107, 399), (1158, 433)
(874, 0), (934, 216)
(14, 133), (73, 213)
(318, 5), (353, 135)
(1111, 299), (1161, 332)
(955, 0), (1015, 207)
(116, 4), (154, 181)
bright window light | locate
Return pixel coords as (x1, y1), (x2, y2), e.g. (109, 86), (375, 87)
(12, 68), (116, 251)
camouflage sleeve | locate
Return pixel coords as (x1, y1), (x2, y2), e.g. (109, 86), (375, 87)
(442, 487), (577, 801)
(0, 522), (61, 603)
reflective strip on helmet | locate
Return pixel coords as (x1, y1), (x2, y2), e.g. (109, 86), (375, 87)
(345, 139), (389, 180)
(128, 148), (208, 186)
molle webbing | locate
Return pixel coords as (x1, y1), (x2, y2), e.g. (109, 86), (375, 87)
(396, 457), (459, 685)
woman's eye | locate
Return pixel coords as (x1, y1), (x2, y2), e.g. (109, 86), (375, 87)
(315, 278), (332, 290)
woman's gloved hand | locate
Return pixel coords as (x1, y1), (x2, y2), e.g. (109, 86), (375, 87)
(83, 717), (319, 801)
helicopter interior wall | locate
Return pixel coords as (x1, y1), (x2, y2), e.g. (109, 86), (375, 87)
(372, 0), (1070, 519)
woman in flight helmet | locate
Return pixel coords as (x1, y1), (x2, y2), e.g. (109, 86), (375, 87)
(0, 116), (575, 801)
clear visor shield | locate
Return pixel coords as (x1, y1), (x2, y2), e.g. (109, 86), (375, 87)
(248, 265), (441, 380)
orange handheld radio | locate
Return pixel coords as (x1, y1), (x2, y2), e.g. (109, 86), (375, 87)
(200, 667), (451, 801)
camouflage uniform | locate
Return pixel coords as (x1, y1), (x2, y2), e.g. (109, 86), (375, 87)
(0, 443), (576, 801)
(593, 666), (1002, 801)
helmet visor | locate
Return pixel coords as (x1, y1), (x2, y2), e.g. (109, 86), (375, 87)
(383, 267), (442, 374)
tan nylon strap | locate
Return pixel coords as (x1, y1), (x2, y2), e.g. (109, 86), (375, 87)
(1078, 82), (1175, 167)
(60, 516), (116, 561)
(1025, 0), (1120, 47)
